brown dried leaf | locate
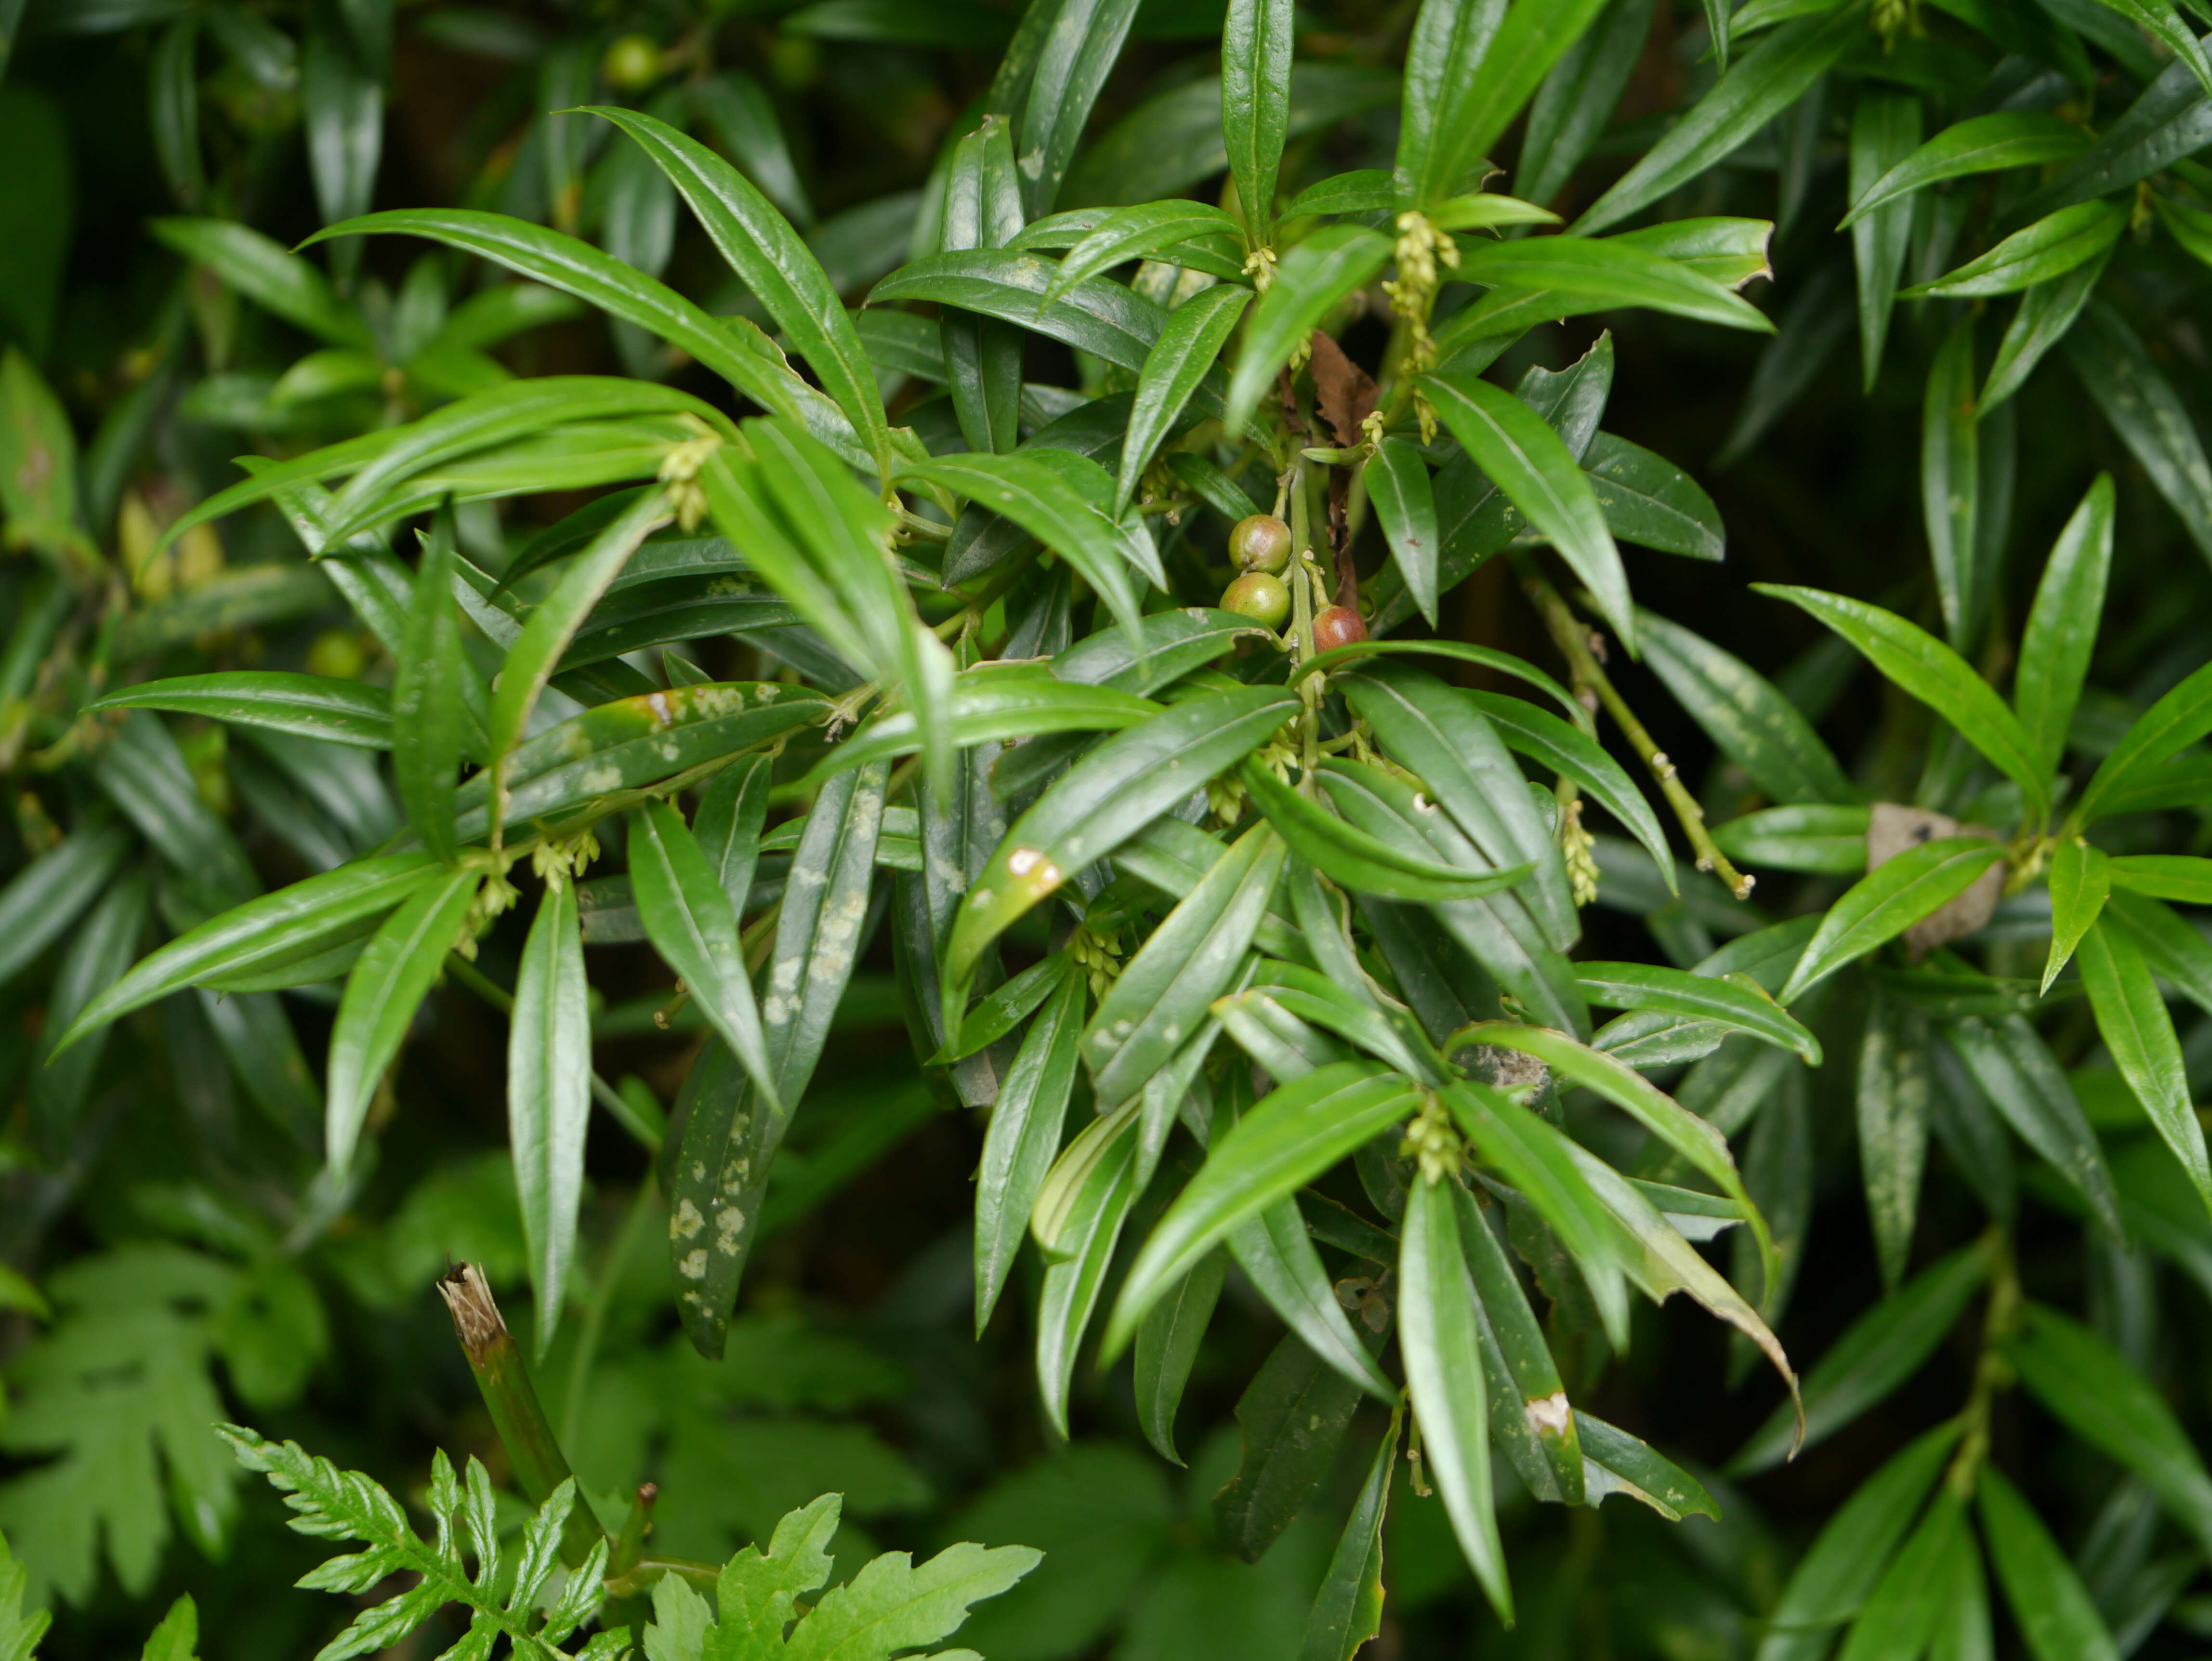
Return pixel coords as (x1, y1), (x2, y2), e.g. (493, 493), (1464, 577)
(1866, 803), (2004, 958)
(1308, 330), (1377, 448)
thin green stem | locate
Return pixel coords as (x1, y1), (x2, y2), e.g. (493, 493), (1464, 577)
(1946, 1229), (2020, 1498)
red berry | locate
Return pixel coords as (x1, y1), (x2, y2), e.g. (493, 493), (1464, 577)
(1222, 571), (1291, 630)
(1229, 514), (1291, 574)
(1312, 605), (1368, 652)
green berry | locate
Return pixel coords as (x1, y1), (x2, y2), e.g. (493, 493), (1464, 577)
(602, 34), (663, 90)
(1222, 571), (1291, 630)
(1230, 513), (1291, 574)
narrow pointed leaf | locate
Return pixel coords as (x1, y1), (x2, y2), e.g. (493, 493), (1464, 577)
(1117, 283), (1249, 511)
(510, 879), (590, 1355)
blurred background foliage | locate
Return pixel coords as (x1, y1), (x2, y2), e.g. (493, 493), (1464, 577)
(9, 0), (2212, 1655)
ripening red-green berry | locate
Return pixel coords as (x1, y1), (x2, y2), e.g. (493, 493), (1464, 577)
(1222, 571), (1291, 630)
(602, 34), (664, 89)
(1229, 513), (1291, 575)
(1312, 605), (1368, 651)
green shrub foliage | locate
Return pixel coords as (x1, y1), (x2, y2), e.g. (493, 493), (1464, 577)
(5, 0), (2212, 1652)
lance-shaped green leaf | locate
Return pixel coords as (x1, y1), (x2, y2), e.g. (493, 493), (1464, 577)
(1441, 1080), (1631, 1345)
(629, 799), (779, 1114)
(1118, 283), (1249, 512)
(2083, 0), (2212, 91)
(1085, 825), (1284, 1107)
(1637, 607), (1856, 806)
(1217, 989), (1352, 1079)
(940, 114), (1025, 456)
(1223, 0), (1292, 237)
(1339, 661), (1578, 946)
(1393, 0), (1506, 208)
(0, 822), (133, 991)
(1248, 959), (1446, 1083)
(1710, 804), (1869, 874)
(1300, 1407), (1398, 1661)
(393, 513), (467, 853)
(1840, 112), (2094, 230)
(1135, 1246), (1229, 1464)
(1452, 236), (1774, 335)
(1043, 200), (1243, 303)
(2078, 662), (2212, 826)
(1574, 5), (1862, 234)
(509, 877), (590, 1355)
(1907, 200), (2128, 302)
(1944, 1015), (2122, 1239)
(1212, 1325), (1367, 1563)
(2016, 473), (2113, 777)
(1514, 0), (1653, 210)
(300, 210), (847, 448)
(1978, 1467), (2123, 1661)
(2043, 837), (2109, 992)
(1731, 1237), (1991, 1474)
(585, 106), (891, 477)
(1034, 1101), (1143, 1434)
(1104, 1061), (1418, 1354)
(871, 249), (1169, 372)
(2080, 918), (2212, 1213)
(1467, 689), (1674, 886)
(1921, 319), (1980, 651)
(800, 675), (1158, 790)
(1458, 1020), (1774, 1283)
(1399, 1176), (1510, 1619)
(1229, 1198), (1396, 1399)
(1014, 0), (1141, 216)
(89, 673), (393, 751)
(1760, 1422), (1959, 1642)
(1011, 206), (1246, 279)
(151, 217), (370, 347)
(1982, 248), (2108, 415)
(1581, 431), (1724, 560)
(487, 488), (667, 773)
(1779, 839), (2006, 1002)
(1299, 638), (1588, 729)
(1422, 369), (1633, 650)
(56, 855), (440, 1051)
(2004, 1301), (2212, 1558)
(1242, 761), (1535, 904)
(1832, 1489), (1970, 1661)
(1856, 992), (1932, 1292)
(1452, 1184), (1581, 1503)
(1365, 437), (1440, 624)
(2067, 301), (2212, 570)
(326, 867), (480, 1174)
(1850, 90), (1920, 391)
(1573, 962), (1818, 1061)
(899, 449), (1152, 637)
(1224, 226), (1390, 435)
(2109, 855), (2212, 902)
(1753, 584), (2048, 820)
(941, 684), (1297, 1028)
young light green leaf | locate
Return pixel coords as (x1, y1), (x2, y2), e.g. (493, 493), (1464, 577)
(150, 217), (371, 347)
(393, 505), (465, 864)
(1841, 112), (2093, 229)
(1779, 838), (2007, 1002)
(1422, 369), (1633, 650)
(1104, 1061), (1418, 1355)
(2015, 473), (2113, 777)
(585, 106), (892, 477)
(1117, 283), (1250, 511)
(2109, 855), (2212, 902)
(326, 867), (480, 1175)
(509, 878), (590, 1356)
(1224, 226), (1391, 435)
(2078, 918), (2212, 1213)
(1637, 608), (1858, 805)
(1223, 0), (1293, 238)
(2043, 837), (2109, 992)
(1398, 1177), (1511, 1621)
(1977, 1467), (2122, 1661)
(1752, 584), (2048, 820)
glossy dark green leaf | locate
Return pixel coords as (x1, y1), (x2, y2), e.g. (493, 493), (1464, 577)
(1514, 0), (1654, 210)
(1842, 113), (2091, 231)
(1300, 638), (1588, 729)
(1759, 1422), (1958, 1643)
(2080, 917), (2212, 1212)
(1575, 6), (1862, 234)
(509, 878), (589, 1356)
(1637, 608), (1857, 805)
(1944, 1015), (2122, 1240)
(2078, 659), (2212, 825)
(1366, 437), (1440, 624)
(800, 675), (1157, 792)
(1833, 1489), (1970, 1661)
(91, 713), (260, 905)
(1912, 197), (2124, 295)
(1228, 1197), (1395, 1398)
(1213, 1329), (1365, 1563)
(326, 866), (480, 1174)
(1105, 1061), (1416, 1353)
(1118, 283), (1249, 511)
(1013, 0), (1140, 215)
(1731, 1237), (1989, 1474)
(1339, 662), (1578, 947)
(2003, 1301), (2212, 1556)
(1399, 1176), (1510, 1619)
(2066, 301), (2212, 570)
(1454, 235), (1774, 336)
(1034, 1099), (1144, 1433)
(940, 114), (1027, 455)
(975, 965), (1086, 1330)
(875, 249), (1170, 376)
(1282, 170), (1393, 218)
(1467, 688), (1674, 884)
(1222, 0), (1292, 235)
(150, 217), (370, 347)
(941, 684), (1298, 1029)
(392, 505), (464, 864)
(1779, 838), (2006, 1002)
(1452, 1183), (1581, 1503)
(2015, 473), (2114, 777)
(1977, 1467), (2122, 1661)
(1244, 760), (1536, 904)
(1580, 431), (1723, 560)
(0, 821), (133, 990)
(1709, 804), (1868, 874)
(1393, 0), (1506, 208)
(1113, 819), (1304, 959)
(1299, 1408), (1397, 1661)
(691, 70), (812, 227)
(90, 673), (393, 751)
(1849, 90), (1919, 391)
(302, 23), (379, 269)
(587, 106), (890, 477)
(1575, 962), (1818, 1061)
(1753, 585), (2047, 819)
(1858, 992), (1932, 1292)
(149, 18), (204, 206)
(1224, 226), (1391, 435)
(1133, 1246), (1227, 1465)
(1245, 958), (1445, 1083)
(2043, 836), (2109, 992)
(1980, 243), (2108, 415)
(1921, 319), (1980, 651)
